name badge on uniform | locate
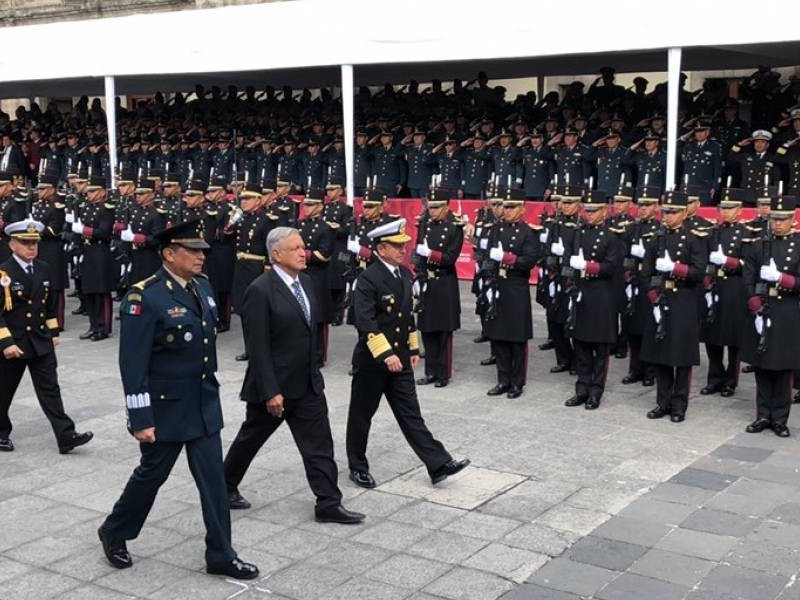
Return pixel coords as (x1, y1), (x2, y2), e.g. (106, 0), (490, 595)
(168, 306), (188, 318)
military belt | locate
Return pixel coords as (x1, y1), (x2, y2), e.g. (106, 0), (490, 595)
(236, 252), (266, 261)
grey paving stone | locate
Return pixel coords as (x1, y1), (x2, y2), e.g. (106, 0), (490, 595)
(502, 523), (579, 557)
(590, 516), (672, 547)
(595, 572), (689, 600)
(325, 578), (409, 600)
(726, 539), (800, 577)
(769, 502), (800, 525)
(149, 574), (250, 600)
(306, 539), (392, 575)
(389, 500), (466, 529)
(629, 548), (716, 587)
(352, 519), (431, 552)
(681, 507), (760, 537)
(746, 520), (800, 550)
(696, 564), (788, 599)
(443, 512), (523, 541)
(528, 557), (618, 596)
(711, 444), (774, 463)
(533, 505), (610, 536)
(423, 566), (515, 600)
(265, 562), (351, 599)
(617, 496), (696, 526)
(463, 543), (549, 583)
(649, 481), (720, 506)
(253, 525), (335, 559)
(566, 535), (647, 571)
(345, 490), (417, 518)
(57, 584), (139, 600)
(93, 559), (194, 596)
(0, 556), (33, 584)
(655, 527), (739, 560)
(668, 467), (738, 491)
(500, 583), (581, 599)
(369, 553), (452, 590)
(704, 489), (786, 516)
(407, 530), (490, 564)
(0, 571), (82, 600)
(48, 547), (122, 583)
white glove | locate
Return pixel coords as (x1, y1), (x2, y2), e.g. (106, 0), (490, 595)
(229, 207), (244, 226)
(479, 238), (488, 250)
(653, 306), (662, 324)
(65, 211), (75, 224)
(347, 237), (361, 254)
(625, 284), (633, 300)
(630, 240), (645, 258)
(569, 248), (586, 271)
(71, 220), (84, 235)
(415, 239), (431, 258)
(539, 230), (548, 244)
(120, 226), (135, 242)
(489, 242), (504, 262)
(655, 250), (675, 273)
(760, 258), (781, 282)
(550, 237), (565, 257)
(754, 314), (763, 335)
(548, 281), (557, 298)
(709, 244), (727, 266)
(412, 280), (421, 297)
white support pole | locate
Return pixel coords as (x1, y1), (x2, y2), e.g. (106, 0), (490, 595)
(666, 47), (682, 191)
(341, 65), (355, 207)
(104, 75), (118, 188)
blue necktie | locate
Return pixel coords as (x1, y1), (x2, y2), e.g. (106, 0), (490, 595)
(291, 280), (311, 325)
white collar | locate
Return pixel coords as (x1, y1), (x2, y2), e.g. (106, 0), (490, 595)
(376, 255), (400, 277)
(273, 264), (300, 287)
(12, 254), (32, 272)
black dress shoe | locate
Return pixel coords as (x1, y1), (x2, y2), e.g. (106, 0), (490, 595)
(79, 329), (96, 340)
(349, 469), (376, 489)
(670, 414), (685, 423)
(98, 526), (132, 569)
(315, 505), (365, 524)
(614, 351), (628, 359)
(647, 406), (669, 419)
(91, 332), (109, 341)
(700, 384), (721, 396)
(480, 356), (496, 366)
(234, 352), (249, 362)
(642, 377), (655, 387)
(473, 335), (488, 343)
(416, 375), (437, 385)
(228, 490), (251, 510)
(487, 384), (510, 396)
(569, 368), (578, 376)
(434, 379), (449, 388)
(431, 458), (471, 484)
(720, 386), (735, 397)
(216, 323), (230, 333)
(507, 386), (523, 399)
(538, 340), (555, 351)
(207, 558), (259, 580)
(58, 431), (93, 454)
(773, 423), (791, 438)
(72, 307), (87, 316)
(585, 398), (600, 410)
(549, 364), (569, 373)
(621, 373), (642, 385)
(0, 438), (14, 452)
(746, 418), (771, 433)
(742, 364), (755, 373)
(564, 395), (586, 407)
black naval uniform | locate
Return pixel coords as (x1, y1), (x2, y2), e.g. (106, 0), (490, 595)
(31, 198), (68, 328)
(323, 198), (353, 324)
(472, 204), (500, 352)
(207, 200), (236, 330)
(127, 203), (167, 285)
(728, 146), (780, 198)
(299, 213), (335, 364)
(415, 212), (464, 384)
(76, 198), (116, 337)
(230, 208), (277, 314)
(520, 145), (554, 200)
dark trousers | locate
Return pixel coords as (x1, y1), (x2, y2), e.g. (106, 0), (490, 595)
(549, 320), (573, 367)
(85, 293), (112, 335)
(55, 290), (65, 331)
(0, 351), (75, 442)
(754, 368), (793, 425)
(574, 341), (610, 401)
(217, 292), (232, 329)
(613, 320), (627, 355)
(494, 341), (527, 388)
(346, 368), (450, 475)
(628, 334), (654, 379)
(331, 289), (346, 325)
(317, 324), (330, 366)
(408, 188), (428, 200)
(705, 344), (740, 389)
(422, 331), (453, 381)
(654, 365), (692, 416)
(102, 433), (234, 565)
(224, 392), (342, 510)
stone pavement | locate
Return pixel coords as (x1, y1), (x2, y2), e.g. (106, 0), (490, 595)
(0, 283), (798, 600)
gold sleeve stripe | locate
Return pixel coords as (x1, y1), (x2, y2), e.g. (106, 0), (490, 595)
(408, 330), (419, 351)
(312, 250), (331, 262)
(0, 327), (11, 340)
(366, 333), (392, 358)
(46, 318), (59, 329)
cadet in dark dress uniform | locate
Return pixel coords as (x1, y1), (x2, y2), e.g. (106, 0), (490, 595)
(345, 219), (469, 489)
(641, 191), (708, 422)
(606, 182), (636, 358)
(322, 178), (353, 325)
(728, 130), (780, 197)
(491, 130), (520, 190)
(461, 134), (493, 199)
(484, 189), (540, 398)
(679, 120), (722, 206)
(98, 221), (259, 579)
(0, 169), (17, 263)
(32, 168), (68, 329)
(553, 128), (590, 187)
(121, 178), (166, 286)
(585, 131), (632, 199)
(205, 176), (235, 331)
(519, 131), (554, 200)
(433, 135), (463, 192)
(413, 187), (464, 387)
(564, 191), (622, 409)
(741, 194), (800, 437)
(699, 188), (752, 397)
(405, 129), (437, 198)
(470, 191), (504, 363)
(72, 174), (115, 340)
(0, 220), (93, 453)
(629, 131), (667, 193)
(372, 131), (407, 197)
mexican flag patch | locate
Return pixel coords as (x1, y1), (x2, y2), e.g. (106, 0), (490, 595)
(126, 303), (142, 316)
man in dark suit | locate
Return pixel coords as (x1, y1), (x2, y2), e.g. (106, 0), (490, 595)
(346, 218), (470, 489)
(223, 226), (364, 525)
(98, 220), (259, 580)
(0, 219), (93, 453)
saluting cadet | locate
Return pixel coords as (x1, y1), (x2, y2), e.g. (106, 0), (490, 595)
(413, 187), (464, 387)
(119, 177), (167, 286)
(564, 191), (622, 409)
(345, 218), (470, 489)
(460, 133), (493, 199)
(405, 128), (437, 198)
(32, 167), (68, 329)
(0, 219), (93, 454)
(490, 129), (520, 189)
(552, 128), (590, 187)
(629, 130), (667, 193)
(641, 190), (708, 423)
(0, 168), (19, 262)
(345, 189), (394, 281)
(322, 178), (353, 326)
(518, 129), (554, 200)
(98, 221), (259, 579)
(741, 193), (800, 437)
(679, 120), (722, 206)
(484, 188), (541, 399)
(372, 130), (407, 197)
(433, 134), (464, 192)
(585, 130), (632, 199)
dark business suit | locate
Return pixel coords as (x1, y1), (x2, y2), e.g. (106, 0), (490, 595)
(223, 268), (342, 511)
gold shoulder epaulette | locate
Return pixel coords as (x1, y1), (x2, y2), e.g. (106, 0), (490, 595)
(54, 202), (66, 210)
(777, 147), (788, 155)
(692, 229), (709, 237)
(132, 274), (160, 290)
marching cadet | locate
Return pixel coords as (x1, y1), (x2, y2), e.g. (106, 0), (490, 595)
(563, 192), (622, 410)
(206, 175), (236, 332)
(641, 190), (708, 423)
(629, 130), (667, 193)
(552, 128), (590, 186)
(405, 128), (437, 198)
(432, 134), (464, 192)
(518, 129), (554, 200)
(728, 130), (780, 197)
(298, 187), (335, 365)
(228, 181), (277, 361)
(32, 167), (68, 330)
(0, 219), (93, 453)
(98, 221), (259, 579)
(372, 130), (407, 197)
(322, 177), (352, 326)
(460, 133), (493, 199)
(72, 173), (116, 341)
(742, 193), (800, 437)
(345, 218), (469, 489)
(413, 187), (464, 388)
(484, 188), (540, 398)
(621, 187), (663, 387)
(585, 130), (632, 199)
(120, 177), (167, 286)
(699, 188), (752, 398)
(679, 120), (722, 206)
